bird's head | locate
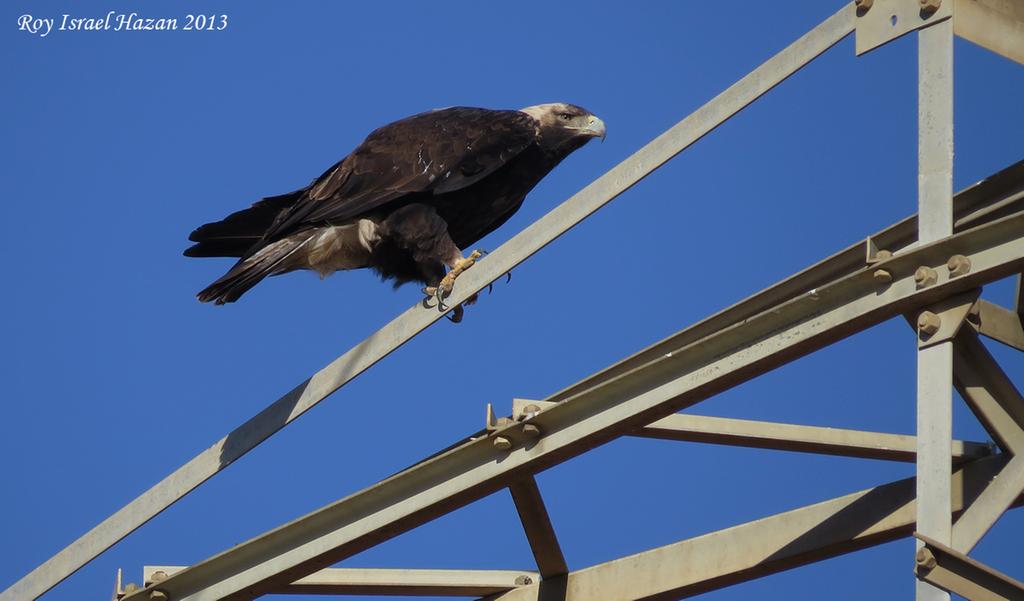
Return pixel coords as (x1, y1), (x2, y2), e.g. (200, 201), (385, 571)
(519, 103), (606, 151)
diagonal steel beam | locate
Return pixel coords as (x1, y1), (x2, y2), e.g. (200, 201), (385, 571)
(1017, 273), (1024, 318)
(641, 413), (991, 464)
(952, 0), (1024, 67)
(545, 159), (1024, 406)
(0, 6), (860, 601)
(953, 329), (1024, 455)
(915, 533), (1024, 601)
(488, 458), (1013, 601)
(972, 299), (1024, 352)
(950, 328), (1024, 552)
(952, 455), (1024, 555)
(508, 478), (568, 579)
(119, 209), (1024, 601)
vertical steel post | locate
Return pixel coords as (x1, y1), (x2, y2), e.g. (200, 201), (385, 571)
(916, 14), (954, 601)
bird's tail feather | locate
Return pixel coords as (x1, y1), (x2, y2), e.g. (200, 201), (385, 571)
(185, 189), (306, 258)
(196, 235), (312, 304)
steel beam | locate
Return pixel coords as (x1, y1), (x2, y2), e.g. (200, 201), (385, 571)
(972, 299), (1024, 351)
(856, 0), (952, 56)
(950, 328), (1024, 553)
(952, 455), (1024, 555)
(488, 458), (1012, 601)
(917, 15), (955, 601)
(545, 160), (1024, 406)
(119, 210), (1024, 601)
(915, 533), (1024, 601)
(641, 413), (991, 464)
(508, 478), (568, 579)
(953, 0), (1024, 66)
(1016, 273), (1024, 318)
(140, 566), (537, 597)
(953, 329), (1024, 455)
(129, 460), (1018, 601)
(0, 7), (859, 601)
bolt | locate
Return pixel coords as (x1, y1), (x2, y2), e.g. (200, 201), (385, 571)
(918, 311), (941, 337)
(123, 583), (140, 595)
(873, 269), (893, 284)
(514, 575), (534, 586)
(517, 404), (541, 422)
(855, 0), (873, 11)
(916, 547), (937, 571)
(151, 571), (168, 583)
(947, 254), (971, 277)
(150, 591), (169, 601)
(493, 436), (512, 451)
(920, 0), (941, 15)
(522, 424), (540, 438)
(914, 266), (938, 288)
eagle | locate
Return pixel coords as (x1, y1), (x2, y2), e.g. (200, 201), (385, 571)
(185, 103), (606, 319)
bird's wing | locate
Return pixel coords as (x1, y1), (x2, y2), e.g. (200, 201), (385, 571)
(262, 107), (537, 242)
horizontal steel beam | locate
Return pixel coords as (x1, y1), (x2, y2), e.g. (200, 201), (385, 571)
(640, 413), (991, 463)
(0, 6), (859, 601)
(121, 208), (1024, 601)
(489, 458), (1013, 601)
(915, 533), (1024, 600)
(517, 400), (991, 463)
(141, 566), (536, 597)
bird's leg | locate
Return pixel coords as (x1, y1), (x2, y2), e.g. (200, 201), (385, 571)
(421, 249), (484, 322)
(434, 249), (484, 301)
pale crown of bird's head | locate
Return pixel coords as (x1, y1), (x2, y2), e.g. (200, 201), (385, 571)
(519, 103), (606, 147)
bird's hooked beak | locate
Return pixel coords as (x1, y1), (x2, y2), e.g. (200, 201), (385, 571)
(581, 115), (606, 142)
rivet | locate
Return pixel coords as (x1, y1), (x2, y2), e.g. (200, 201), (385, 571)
(873, 269), (893, 284)
(515, 575), (534, 585)
(855, 0), (873, 12)
(522, 424), (540, 438)
(493, 436), (512, 451)
(914, 266), (938, 288)
(947, 254), (971, 277)
(918, 311), (941, 337)
(123, 583), (140, 594)
(151, 571), (168, 583)
(150, 591), (169, 601)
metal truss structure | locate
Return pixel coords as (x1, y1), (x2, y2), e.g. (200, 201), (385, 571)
(4, 2), (1024, 600)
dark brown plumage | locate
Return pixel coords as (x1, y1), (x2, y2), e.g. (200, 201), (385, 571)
(185, 103), (605, 305)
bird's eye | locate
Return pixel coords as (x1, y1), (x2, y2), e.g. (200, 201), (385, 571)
(559, 113), (572, 121)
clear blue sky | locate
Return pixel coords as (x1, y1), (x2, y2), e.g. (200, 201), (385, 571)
(3, 1), (1023, 599)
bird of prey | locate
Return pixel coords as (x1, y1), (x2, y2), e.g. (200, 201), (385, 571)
(185, 103), (605, 319)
